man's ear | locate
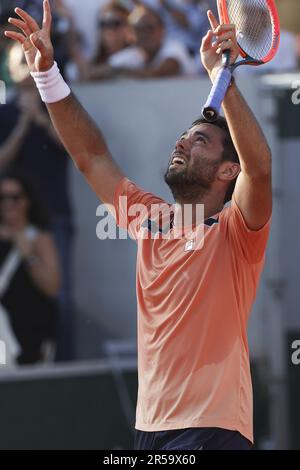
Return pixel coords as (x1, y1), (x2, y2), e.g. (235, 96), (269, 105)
(217, 162), (240, 182)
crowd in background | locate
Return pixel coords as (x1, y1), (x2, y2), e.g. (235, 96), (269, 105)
(0, 0), (299, 367)
(1, 0), (300, 86)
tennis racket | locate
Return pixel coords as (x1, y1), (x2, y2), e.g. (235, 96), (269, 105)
(202, 0), (280, 122)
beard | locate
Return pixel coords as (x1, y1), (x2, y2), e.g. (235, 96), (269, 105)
(164, 158), (220, 203)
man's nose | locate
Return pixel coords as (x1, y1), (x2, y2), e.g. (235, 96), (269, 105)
(175, 138), (188, 152)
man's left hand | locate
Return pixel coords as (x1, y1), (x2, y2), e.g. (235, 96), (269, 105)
(200, 10), (239, 82)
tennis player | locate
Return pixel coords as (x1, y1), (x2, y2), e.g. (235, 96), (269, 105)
(5, 0), (272, 450)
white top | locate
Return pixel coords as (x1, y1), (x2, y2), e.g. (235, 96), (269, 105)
(109, 47), (146, 70)
(109, 39), (197, 76)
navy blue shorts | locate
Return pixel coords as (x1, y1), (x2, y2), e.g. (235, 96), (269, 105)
(134, 427), (251, 450)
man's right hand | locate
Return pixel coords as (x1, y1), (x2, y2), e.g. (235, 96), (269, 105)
(5, 0), (54, 73)
(5, 0), (124, 208)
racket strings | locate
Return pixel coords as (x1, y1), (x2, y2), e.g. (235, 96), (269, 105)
(226, 0), (273, 60)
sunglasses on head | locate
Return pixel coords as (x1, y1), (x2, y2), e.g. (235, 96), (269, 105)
(0, 192), (24, 203)
(99, 18), (126, 29)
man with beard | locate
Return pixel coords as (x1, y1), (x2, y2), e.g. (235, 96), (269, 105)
(5, 0), (272, 450)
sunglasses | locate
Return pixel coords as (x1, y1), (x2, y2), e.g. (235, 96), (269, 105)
(99, 19), (126, 29)
(0, 192), (25, 203)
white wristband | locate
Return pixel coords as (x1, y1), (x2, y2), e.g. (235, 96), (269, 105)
(30, 61), (71, 104)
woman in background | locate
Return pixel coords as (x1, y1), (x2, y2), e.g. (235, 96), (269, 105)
(80, 1), (133, 81)
(0, 171), (60, 365)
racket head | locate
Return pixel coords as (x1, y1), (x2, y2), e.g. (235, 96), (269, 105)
(217, 0), (280, 65)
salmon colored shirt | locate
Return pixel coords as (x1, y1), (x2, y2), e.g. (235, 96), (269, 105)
(114, 177), (271, 444)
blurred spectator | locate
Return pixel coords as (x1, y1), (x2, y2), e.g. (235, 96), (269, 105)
(0, 171), (60, 365)
(59, 0), (105, 56)
(134, 0), (217, 56)
(258, 29), (299, 73)
(79, 1), (133, 81)
(105, 5), (197, 78)
(0, 42), (74, 361)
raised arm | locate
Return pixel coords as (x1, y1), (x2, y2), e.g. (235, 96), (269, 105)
(5, 0), (124, 205)
(221, 83), (272, 230)
(45, 94), (123, 205)
(201, 11), (272, 230)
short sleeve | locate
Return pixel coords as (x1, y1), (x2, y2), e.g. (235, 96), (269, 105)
(220, 193), (271, 264)
(113, 177), (167, 241)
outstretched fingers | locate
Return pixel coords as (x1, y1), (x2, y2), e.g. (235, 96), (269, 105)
(8, 17), (32, 37)
(207, 9), (236, 36)
(4, 30), (26, 45)
(43, 0), (52, 33)
(14, 7), (40, 33)
(207, 10), (219, 31)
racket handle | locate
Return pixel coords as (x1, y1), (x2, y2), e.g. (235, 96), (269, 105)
(202, 67), (232, 122)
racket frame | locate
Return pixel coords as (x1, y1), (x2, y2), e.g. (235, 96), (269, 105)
(219, 0), (280, 67)
(202, 0), (280, 121)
